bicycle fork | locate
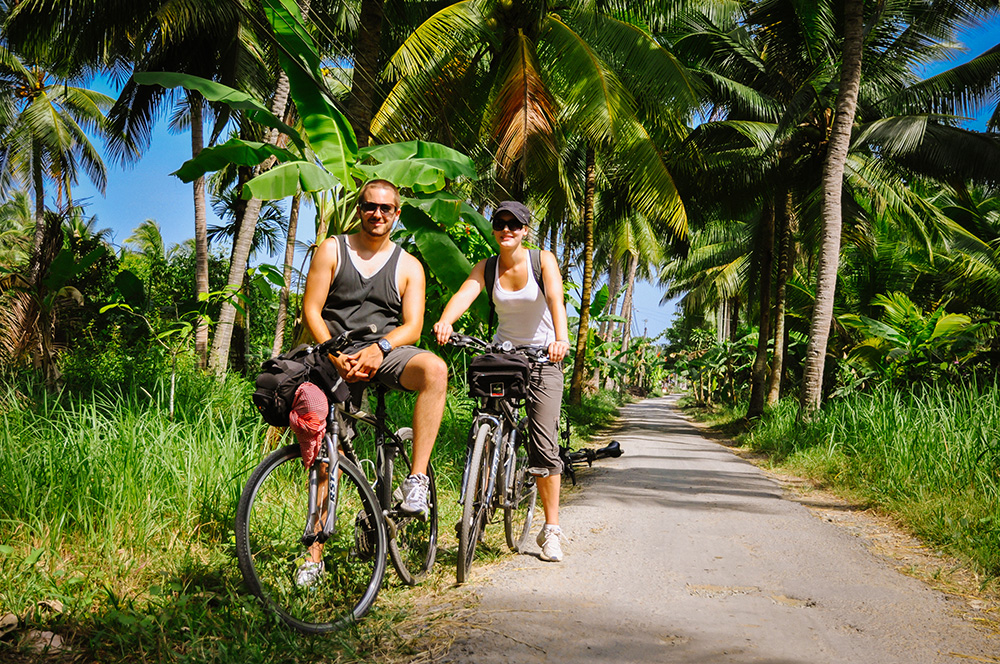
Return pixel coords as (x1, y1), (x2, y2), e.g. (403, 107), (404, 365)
(458, 415), (501, 505)
(302, 422), (342, 547)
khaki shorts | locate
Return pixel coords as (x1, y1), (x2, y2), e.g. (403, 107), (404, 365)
(525, 363), (565, 476)
(344, 343), (428, 397)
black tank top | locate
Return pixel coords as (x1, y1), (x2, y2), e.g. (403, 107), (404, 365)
(321, 235), (403, 344)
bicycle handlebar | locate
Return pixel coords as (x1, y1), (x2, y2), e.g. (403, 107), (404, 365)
(446, 333), (552, 364)
(563, 440), (623, 466)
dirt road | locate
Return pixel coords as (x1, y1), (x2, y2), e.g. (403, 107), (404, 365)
(435, 396), (998, 664)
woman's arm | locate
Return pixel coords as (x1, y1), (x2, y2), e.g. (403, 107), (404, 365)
(541, 250), (570, 362)
(433, 259), (487, 344)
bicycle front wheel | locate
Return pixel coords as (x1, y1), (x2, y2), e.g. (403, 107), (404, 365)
(235, 444), (388, 633)
(457, 422), (494, 583)
(385, 427), (438, 585)
(504, 418), (537, 552)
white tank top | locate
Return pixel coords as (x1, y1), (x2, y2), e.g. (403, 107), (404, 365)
(492, 254), (555, 347)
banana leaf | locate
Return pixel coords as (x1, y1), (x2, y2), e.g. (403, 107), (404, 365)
(264, 0), (356, 186)
(243, 162), (341, 200)
(173, 138), (298, 183)
(133, 72), (305, 153)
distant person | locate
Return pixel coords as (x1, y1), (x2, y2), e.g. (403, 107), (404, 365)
(297, 179), (448, 586)
(433, 201), (570, 562)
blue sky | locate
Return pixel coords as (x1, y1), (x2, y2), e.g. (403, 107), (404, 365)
(70, 15), (1000, 338)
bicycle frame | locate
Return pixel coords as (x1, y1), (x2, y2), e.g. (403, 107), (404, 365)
(305, 384), (412, 546)
(458, 396), (522, 507)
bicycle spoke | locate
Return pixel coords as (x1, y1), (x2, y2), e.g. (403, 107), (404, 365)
(236, 446), (387, 633)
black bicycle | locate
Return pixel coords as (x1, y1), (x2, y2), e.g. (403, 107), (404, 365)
(447, 333), (544, 583)
(235, 325), (438, 633)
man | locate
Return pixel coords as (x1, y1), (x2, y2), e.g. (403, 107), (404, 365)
(298, 178), (447, 584)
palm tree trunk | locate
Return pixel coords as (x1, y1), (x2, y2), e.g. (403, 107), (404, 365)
(272, 192), (301, 356)
(209, 73), (291, 374)
(191, 93), (210, 369)
(600, 257), (621, 340)
(28, 146), (46, 286)
(799, 0), (864, 418)
(747, 201), (775, 419)
(209, 0), (314, 374)
(767, 190), (796, 406)
(570, 145), (596, 405)
(619, 252), (637, 353)
(346, 0), (385, 148)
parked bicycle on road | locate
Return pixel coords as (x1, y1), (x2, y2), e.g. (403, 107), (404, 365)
(235, 325), (438, 633)
(446, 332), (545, 583)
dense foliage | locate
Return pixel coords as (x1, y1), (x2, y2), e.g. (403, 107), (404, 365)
(3, 0), (1000, 658)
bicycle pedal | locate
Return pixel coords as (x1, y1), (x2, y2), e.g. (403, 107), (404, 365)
(383, 513), (398, 540)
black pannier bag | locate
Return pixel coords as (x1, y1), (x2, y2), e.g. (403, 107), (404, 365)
(467, 353), (531, 399)
(252, 345), (342, 427)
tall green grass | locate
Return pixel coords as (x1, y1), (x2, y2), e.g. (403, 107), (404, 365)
(741, 380), (1000, 578)
(0, 373), (475, 662)
(0, 369), (620, 661)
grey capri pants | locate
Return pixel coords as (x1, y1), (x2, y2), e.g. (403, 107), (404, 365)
(525, 362), (565, 476)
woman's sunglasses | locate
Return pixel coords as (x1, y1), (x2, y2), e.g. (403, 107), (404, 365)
(492, 219), (524, 232)
(359, 202), (397, 215)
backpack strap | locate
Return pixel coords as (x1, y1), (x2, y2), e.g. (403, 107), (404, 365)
(529, 249), (545, 297)
(484, 250), (546, 334)
(485, 254), (499, 334)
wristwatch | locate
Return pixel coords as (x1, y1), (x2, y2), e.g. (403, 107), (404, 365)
(376, 338), (393, 356)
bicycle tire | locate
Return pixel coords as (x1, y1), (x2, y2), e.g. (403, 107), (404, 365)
(235, 444), (388, 633)
(384, 427), (439, 585)
(504, 418), (537, 552)
(456, 422), (493, 583)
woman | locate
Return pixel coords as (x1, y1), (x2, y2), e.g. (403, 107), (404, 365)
(433, 200), (570, 562)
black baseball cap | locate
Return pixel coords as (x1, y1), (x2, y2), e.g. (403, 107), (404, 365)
(492, 201), (531, 227)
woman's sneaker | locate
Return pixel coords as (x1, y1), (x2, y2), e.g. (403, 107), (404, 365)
(536, 524), (565, 562)
(295, 560), (325, 588)
(400, 473), (430, 519)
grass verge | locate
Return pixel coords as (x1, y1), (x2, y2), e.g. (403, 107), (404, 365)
(0, 372), (621, 662)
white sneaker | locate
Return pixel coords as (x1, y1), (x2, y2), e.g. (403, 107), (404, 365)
(399, 473), (430, 518)
(295, 560), (324, 588)
(536, 524), (565, 562)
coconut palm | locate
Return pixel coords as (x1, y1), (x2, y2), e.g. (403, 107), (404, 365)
(0, 47), (113, 285)
(377, 0), (703, 402)
(0, 190), (32, 270)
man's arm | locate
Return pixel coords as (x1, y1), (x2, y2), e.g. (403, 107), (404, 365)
(302, 237), (337, 344)
(301, 237), (354, 377)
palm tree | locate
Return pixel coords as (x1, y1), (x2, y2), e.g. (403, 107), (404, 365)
(0, 190), (32, 270)
(798, 0), (865, 418)
(0, 48), (113, 286)
(379, 0), (700, 402)
(4, 0), (276, 369)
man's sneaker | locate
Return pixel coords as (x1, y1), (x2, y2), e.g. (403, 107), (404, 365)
(295, 560), (324, 588)
(399, 473), (430, 519)
(536, 524), (565, 562)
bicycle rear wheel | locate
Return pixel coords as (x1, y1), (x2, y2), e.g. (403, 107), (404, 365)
(457, 422), (494, 583)
(504, 418), (537, 552)
(384, 427), (438, 585)
(235, 444), (388, 633)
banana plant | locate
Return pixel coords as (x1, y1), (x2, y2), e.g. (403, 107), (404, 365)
(132, 0), (488, 299)
(841, 291), (992, 384)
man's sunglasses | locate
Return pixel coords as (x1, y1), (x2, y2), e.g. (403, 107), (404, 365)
(492, 219), (524, 232)
(359, 201), (397, 215)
